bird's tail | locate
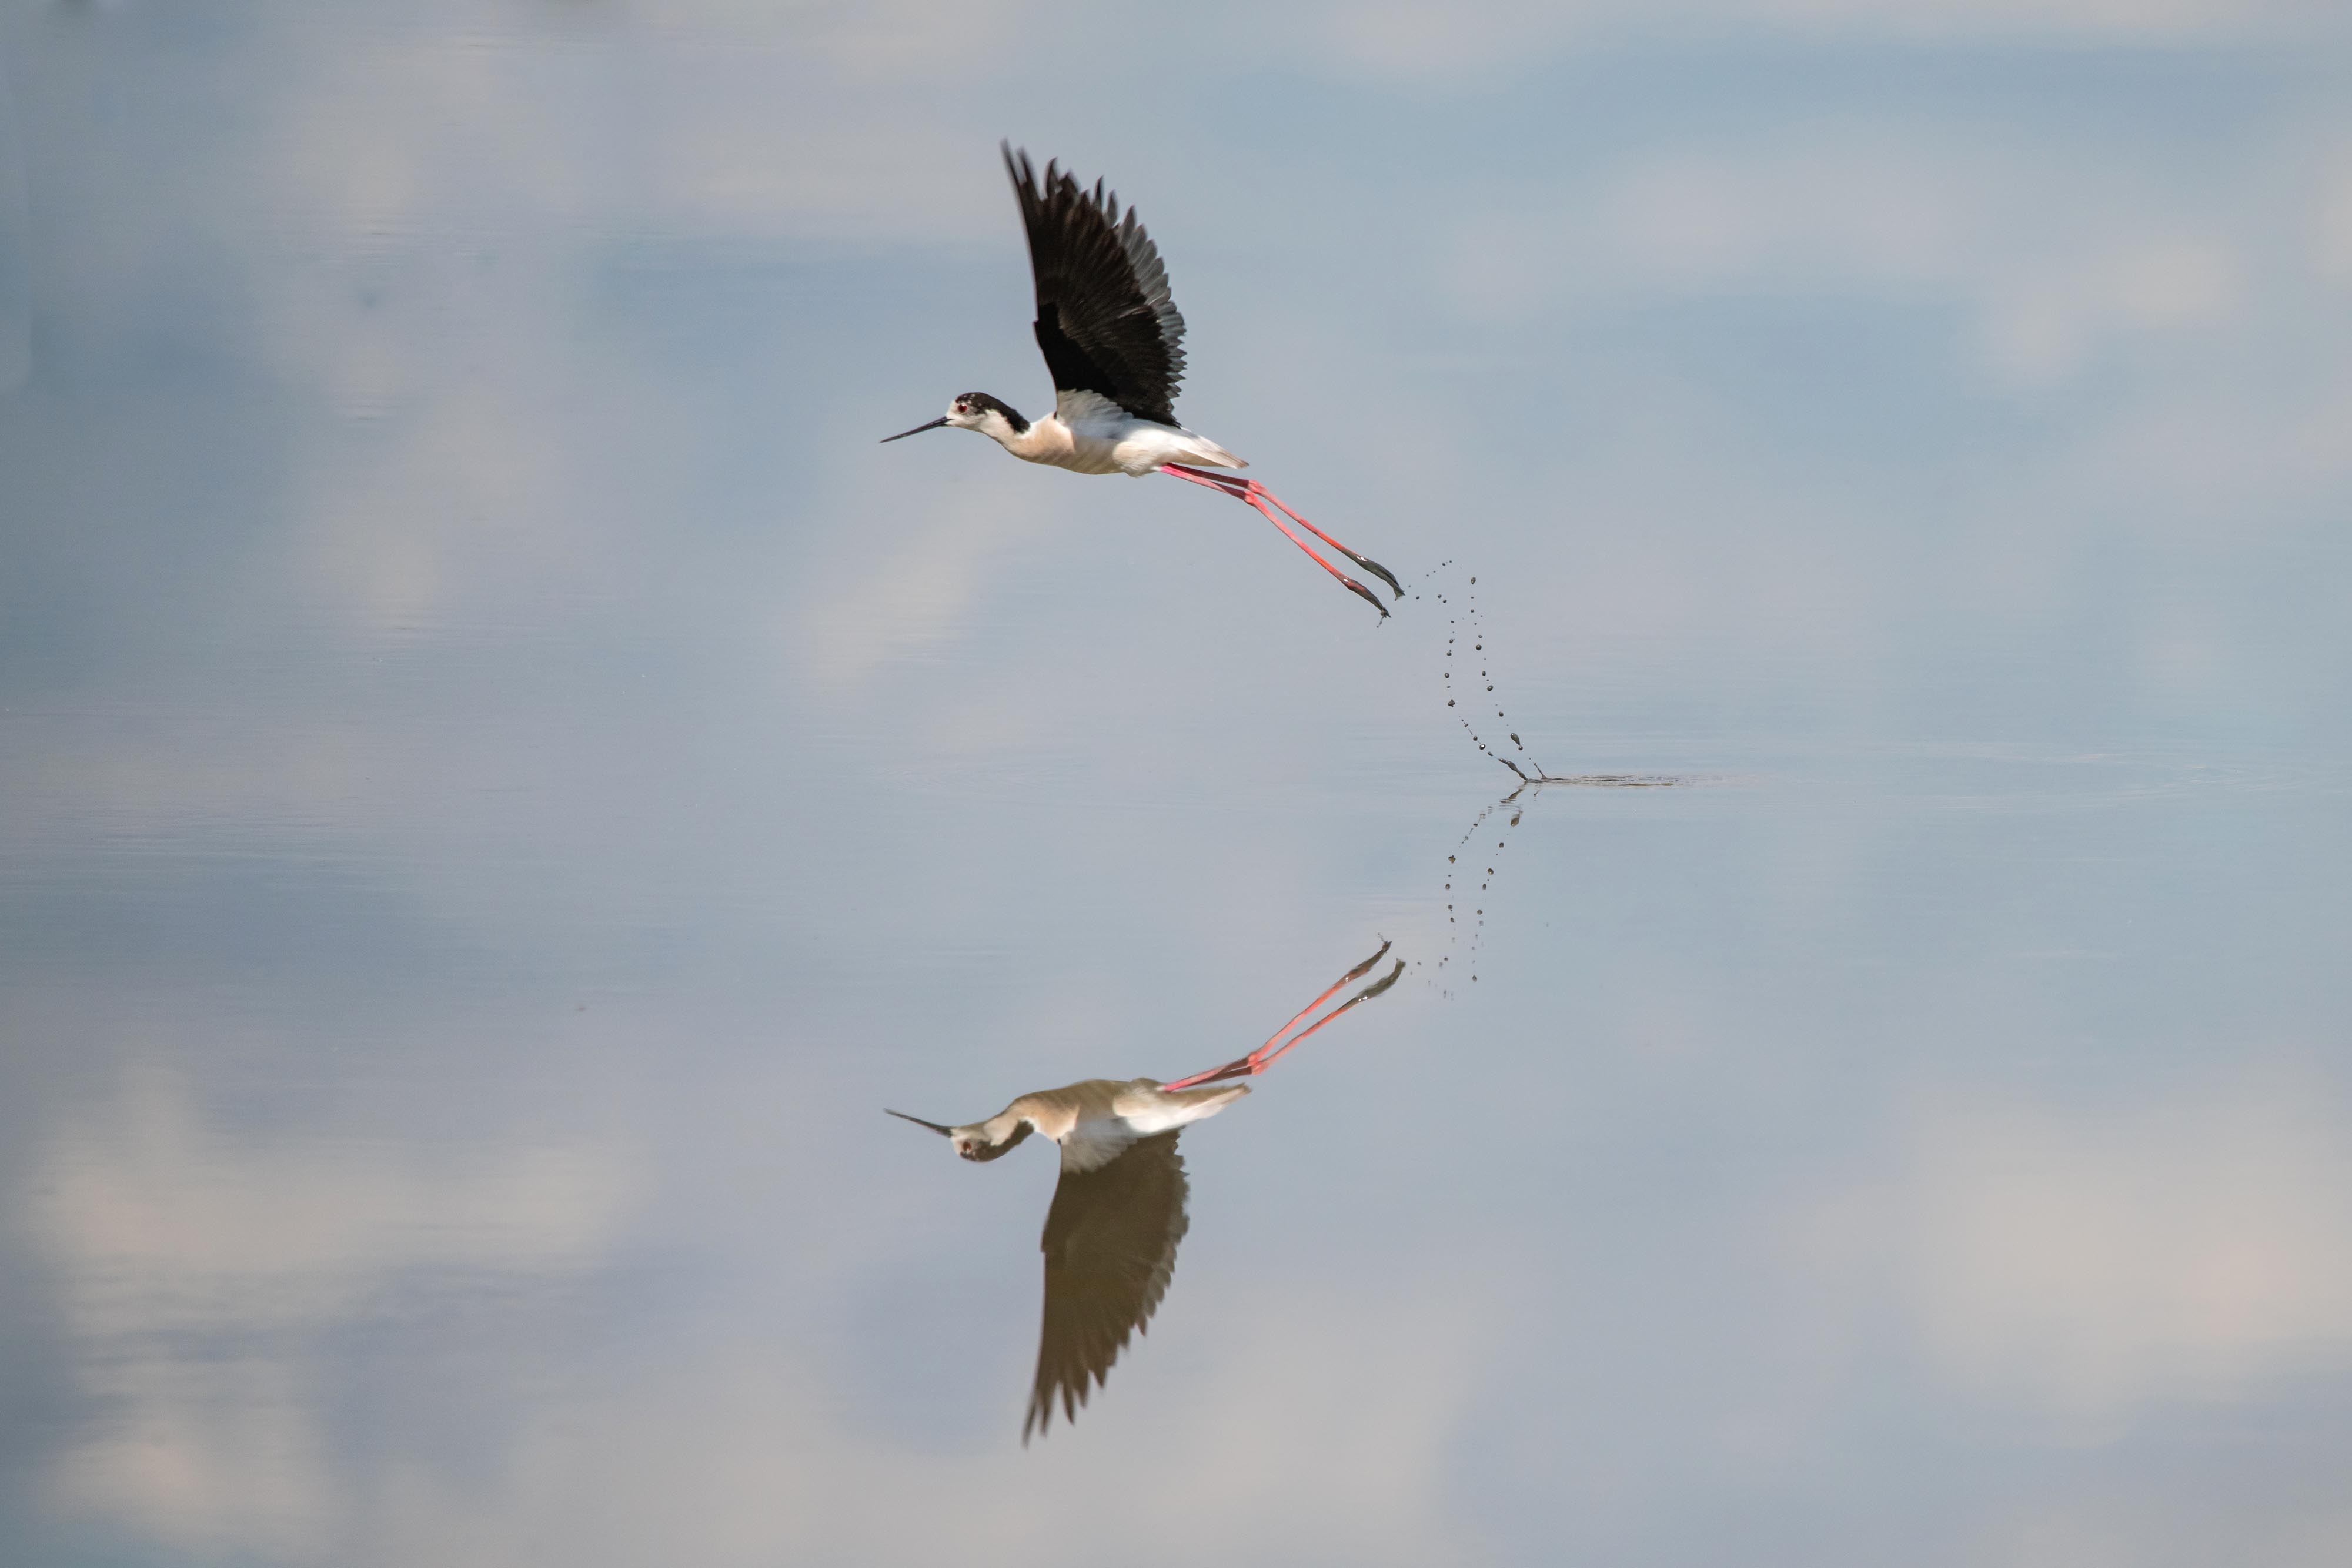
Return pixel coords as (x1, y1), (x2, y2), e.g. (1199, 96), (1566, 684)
(1172, 430), (1246, 469)
(1155, 1082), (1251, 1122)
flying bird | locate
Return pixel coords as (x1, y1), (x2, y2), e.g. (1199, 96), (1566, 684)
(887, 941), (1404, 1441)
(882, 144), (1402, 618)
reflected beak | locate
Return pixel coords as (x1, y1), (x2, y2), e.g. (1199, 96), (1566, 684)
(880, 417), (950, 444)
(885, 1109), (955, 1135)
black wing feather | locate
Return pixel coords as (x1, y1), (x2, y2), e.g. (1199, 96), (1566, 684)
(1023, 1130), (1190, 1442)
(1003, 143), (1187, 427)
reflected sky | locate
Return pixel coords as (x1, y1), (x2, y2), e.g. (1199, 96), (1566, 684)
(4, 1), (2351, 1564)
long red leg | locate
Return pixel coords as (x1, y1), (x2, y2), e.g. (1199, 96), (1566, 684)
(1244, 962), (1404, 1074)
(1161, 941), (1399, 1090)
(1159, 465), (1394, 618)
(1197, 469), (1406, 602)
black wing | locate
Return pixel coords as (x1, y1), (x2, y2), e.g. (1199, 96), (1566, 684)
(1003, 143), (1188, 428)
(1023, 1129), (1190, 1442)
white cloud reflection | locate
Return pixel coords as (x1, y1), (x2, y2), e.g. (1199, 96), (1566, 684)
(1789, 1071), (2352, 1431)
(1440, 129), (2274, 389)
(368, 1276), (1488, 1568)
(1295, 0), (2346, 81)
(29, 1066), (644, 1557)
(1905, 1075), (2352, 1423)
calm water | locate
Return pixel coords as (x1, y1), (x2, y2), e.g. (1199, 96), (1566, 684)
(5, 5), (2350, 1565)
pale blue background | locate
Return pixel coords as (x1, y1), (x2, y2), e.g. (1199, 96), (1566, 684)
(3, 2), (2350, 1564)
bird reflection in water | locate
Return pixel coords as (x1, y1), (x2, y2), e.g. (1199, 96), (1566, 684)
(887, 941), (1404, 1442)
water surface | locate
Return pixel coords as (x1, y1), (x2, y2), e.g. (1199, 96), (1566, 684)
(4, 4), (2350, 1564)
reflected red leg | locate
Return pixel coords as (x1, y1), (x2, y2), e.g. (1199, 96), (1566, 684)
(1244, 964), (1403, 1074)
(1161, 942), (1397, 1090)
(1159, 465), (1391, 618)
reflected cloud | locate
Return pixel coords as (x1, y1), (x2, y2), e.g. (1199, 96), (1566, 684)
(798, 476), (1069, 697)
(350, 1272), (1493, 1567)
(885, 943), (1402, 1440)
(32, 1067), (643, 1333)
(0, 53), (28, 392)
(1441, 129), (2267, 392)
(1785, 1072), (2352, 1431)
(1287, 0), (2340, 82)
(1903, 1076), (2352, 1423)
(26, 1065), (645, 1552)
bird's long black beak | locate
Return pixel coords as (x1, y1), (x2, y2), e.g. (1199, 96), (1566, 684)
(885, 1109), (955, 1135)
(880, 417), (950, 444)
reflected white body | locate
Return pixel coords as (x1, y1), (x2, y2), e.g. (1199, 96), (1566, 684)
(958, 390), (1245, 477)
(957, 1078), (1249, 1173)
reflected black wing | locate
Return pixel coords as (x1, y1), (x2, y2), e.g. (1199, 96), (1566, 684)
(1023, 1129), (1190, 1442)
(1003, 144), (1187, 428)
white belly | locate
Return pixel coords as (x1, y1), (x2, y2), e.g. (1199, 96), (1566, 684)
(1057, 1081), (1247, 1173)
(1050, 429), (1129, 475)
(1007, 392), (1247, 476)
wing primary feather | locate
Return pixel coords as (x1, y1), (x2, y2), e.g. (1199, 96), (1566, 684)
(1022, 1129), (1190, 1442)
(1003, 142), (1188, 428)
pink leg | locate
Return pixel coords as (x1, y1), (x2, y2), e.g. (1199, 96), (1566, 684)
(1159, 465), (1398, 617)
(1208, 470), (1405, 602)
(1161, 942), (1400, 1090)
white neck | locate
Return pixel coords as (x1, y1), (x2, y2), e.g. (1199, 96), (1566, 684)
(988, 413), (1076, 467)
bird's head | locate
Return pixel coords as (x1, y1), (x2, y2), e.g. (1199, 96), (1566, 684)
(881, 393), (1030, 447)
(886, 1108), (1032, 1162)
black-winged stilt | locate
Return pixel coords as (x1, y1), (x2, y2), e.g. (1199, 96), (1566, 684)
(886, 942), (1402, 1440)
(882, 144), (1403, 618)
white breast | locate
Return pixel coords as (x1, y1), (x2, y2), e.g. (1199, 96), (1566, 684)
(1056, 1079), (1250, 1172)
(1012, 389), (1246, 477)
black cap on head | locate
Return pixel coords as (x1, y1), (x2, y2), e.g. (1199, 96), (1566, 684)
(953, 392), (1028, 434)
